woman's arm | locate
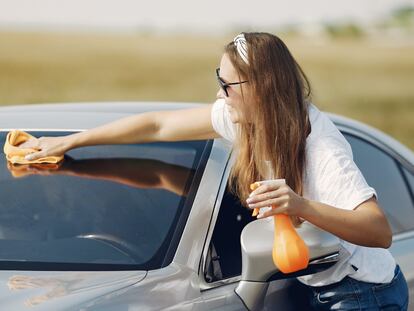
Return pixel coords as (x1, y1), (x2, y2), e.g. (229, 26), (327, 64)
(21, 104), (218, 160)
(300, 197), (392, 248)
(246, 181), (392, 249)
(73, 104), (218, 145)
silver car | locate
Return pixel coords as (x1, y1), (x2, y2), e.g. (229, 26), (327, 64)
(0, 102), (413, 311)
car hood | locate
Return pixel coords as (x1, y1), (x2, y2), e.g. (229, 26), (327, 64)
(0, 269), (146, 311)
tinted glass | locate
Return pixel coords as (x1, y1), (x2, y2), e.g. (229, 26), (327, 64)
(0, 131), (211, 270)
(344, 134), (414, 233)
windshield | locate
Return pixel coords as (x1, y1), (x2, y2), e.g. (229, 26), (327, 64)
(0, 131), (212, 271)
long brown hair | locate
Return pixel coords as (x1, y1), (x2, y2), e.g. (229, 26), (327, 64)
(227, 32), (311, 222)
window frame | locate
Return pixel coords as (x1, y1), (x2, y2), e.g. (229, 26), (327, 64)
(199, 150), (244, 291)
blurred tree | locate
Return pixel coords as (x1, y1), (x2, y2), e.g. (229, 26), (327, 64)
(324, 23), (365, 38)
(391, 6), (414, 27)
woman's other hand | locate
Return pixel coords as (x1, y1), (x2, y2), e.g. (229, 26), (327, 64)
(246, 179), (308, 218)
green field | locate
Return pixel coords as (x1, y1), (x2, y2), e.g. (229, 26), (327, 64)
(0, 31), (413, 150)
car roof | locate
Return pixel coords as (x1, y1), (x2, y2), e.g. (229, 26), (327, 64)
(0, 102), (201, 131)
(0, 101), (201, 114)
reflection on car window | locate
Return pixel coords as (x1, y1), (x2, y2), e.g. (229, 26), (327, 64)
(344, 134), (414, 233)
(0, 131), (211, 270)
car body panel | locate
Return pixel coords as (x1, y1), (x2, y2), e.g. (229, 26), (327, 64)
(0, 270), (146, 311)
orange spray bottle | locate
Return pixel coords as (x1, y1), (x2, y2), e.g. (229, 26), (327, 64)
(250, 181), (309, 273)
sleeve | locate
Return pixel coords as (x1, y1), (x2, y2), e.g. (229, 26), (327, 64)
(305, 138), (377, 211)
(211, 99), (238, 142)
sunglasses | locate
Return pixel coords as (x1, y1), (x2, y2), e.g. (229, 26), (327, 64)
(216, 68), (248, 97)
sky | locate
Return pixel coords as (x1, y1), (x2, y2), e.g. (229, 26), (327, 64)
(0, 0), (412, 33)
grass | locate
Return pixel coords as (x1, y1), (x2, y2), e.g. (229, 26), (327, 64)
(0, 31), (413, 150)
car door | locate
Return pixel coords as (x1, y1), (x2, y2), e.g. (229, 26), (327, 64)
(199, 181), (317, 310)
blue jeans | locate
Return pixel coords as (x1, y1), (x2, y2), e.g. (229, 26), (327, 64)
(308, 265), (409, 310)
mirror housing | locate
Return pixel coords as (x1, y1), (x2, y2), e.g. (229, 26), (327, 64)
(235, 218), (340, 311)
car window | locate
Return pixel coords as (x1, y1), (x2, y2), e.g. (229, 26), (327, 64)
(343, 134), (414, 234)
(0, 131), (211, 270)
(205, 186), (255, 282)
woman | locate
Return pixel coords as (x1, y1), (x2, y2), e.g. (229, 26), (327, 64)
(20, 32), (408, 310)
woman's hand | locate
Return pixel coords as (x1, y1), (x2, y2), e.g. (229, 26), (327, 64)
(246, 179), (309, 218)
(18, 136), (72, 161)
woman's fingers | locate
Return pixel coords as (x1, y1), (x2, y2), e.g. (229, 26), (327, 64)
(25, 151), (46, 161)
(247, 179), (292, 216)
(18, 138), (40, 150)
(16, 137), (46, 160)
(247, 195), (288, 209)
(247, 187), (288, 204)
(249, 179), (286, 197)
(247, 179), (306, 218)
(20, 136), (67, 161)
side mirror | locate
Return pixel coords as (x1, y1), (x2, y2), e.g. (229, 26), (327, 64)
(235, 218), (340, 311)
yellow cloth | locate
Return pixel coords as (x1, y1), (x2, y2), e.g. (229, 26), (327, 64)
(3, 130), (64, 165)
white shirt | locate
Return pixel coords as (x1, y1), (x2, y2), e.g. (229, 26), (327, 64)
(211, 99), (396, 286)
